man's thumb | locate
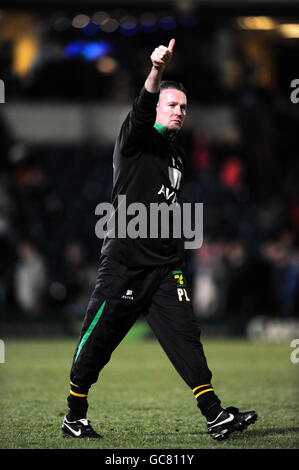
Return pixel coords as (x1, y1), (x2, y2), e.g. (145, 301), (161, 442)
(168, 38), (175, 53)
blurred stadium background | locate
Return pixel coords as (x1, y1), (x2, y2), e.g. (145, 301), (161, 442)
(1, 0), (299, 342)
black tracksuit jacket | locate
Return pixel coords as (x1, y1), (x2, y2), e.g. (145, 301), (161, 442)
(101, 87), (185, 267)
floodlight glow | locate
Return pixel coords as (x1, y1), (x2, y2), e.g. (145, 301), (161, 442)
(64, 41), (85, 58)
(159, 16), (177, 31)
(277, 24), (299, 38)
(236, 16), (276, 30)
(64, 40), (111, 61)
(83, 41), (111, 60)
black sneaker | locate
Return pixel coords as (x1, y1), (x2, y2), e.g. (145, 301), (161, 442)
(207, 406), (258, 441)
(62, 416), (102, 439)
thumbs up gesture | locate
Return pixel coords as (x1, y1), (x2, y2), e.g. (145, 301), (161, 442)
(150, 39), (175, 70)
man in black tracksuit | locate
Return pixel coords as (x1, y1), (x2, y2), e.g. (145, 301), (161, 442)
(62, 39), (257, 441)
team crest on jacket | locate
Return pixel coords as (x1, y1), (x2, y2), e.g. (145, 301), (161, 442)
(172, 270), (190, 302)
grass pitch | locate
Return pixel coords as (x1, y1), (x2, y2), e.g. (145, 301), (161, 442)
(0, 331), (298, 450)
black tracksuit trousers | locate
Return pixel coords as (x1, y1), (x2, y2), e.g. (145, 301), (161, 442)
(68, 255), (220, 415)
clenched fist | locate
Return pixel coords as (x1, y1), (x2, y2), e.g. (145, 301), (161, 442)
(150, 39), (175, 70)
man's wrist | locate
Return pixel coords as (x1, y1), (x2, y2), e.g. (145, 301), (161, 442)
(145, 65), (165, 93)
(152, 64), (165, 72)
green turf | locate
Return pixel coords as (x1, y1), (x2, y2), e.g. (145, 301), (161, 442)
(0, 333), (298, 449)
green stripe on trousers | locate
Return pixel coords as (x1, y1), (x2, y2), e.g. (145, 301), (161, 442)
(75, 300), (106, 362)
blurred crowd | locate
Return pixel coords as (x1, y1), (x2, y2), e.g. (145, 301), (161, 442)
(0, 12), (299, 324)
(183, 86), (299, 320)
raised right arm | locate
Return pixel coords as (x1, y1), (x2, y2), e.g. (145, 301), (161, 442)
(144, 39), (175, 93)
(119, 39), (175, 155)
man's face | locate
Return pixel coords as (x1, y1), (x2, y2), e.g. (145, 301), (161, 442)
(156, 88), (187, 132)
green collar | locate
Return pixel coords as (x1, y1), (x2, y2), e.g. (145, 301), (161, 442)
(154, 122), (177, 141)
